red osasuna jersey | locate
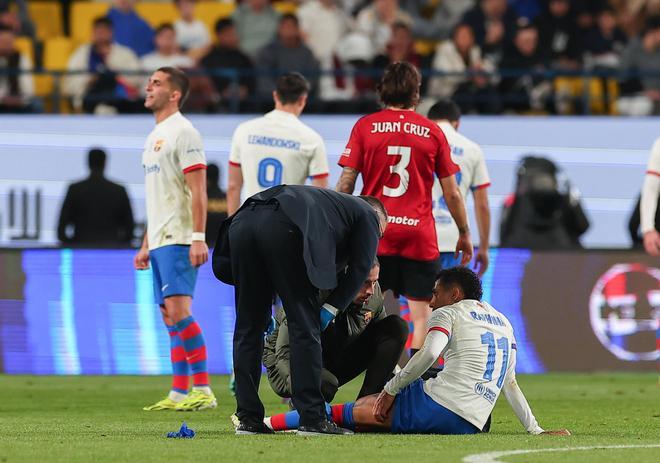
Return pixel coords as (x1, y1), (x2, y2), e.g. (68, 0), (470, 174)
(339, 109), (459, 261)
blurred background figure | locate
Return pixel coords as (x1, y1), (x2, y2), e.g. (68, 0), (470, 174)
(0, 0), (34, 38)
(58, 148), (134, 247)
(499, 155), (590, 249)
(205, 163), (228, 248)
(173, 0), (210, 58)
(140, 23), (193, 73)
(637, 138), (660, 255)
(200, 18), (255, 112)
(356, 0), (413, 58)
(232, 0), (280, 59)
(107, 0), (154, 57)
(64, 16), (141, 114)
(0, 23), (35, 112)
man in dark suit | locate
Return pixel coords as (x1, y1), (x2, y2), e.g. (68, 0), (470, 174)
(57, 148), (134, 247)
(213, 184), (387, 435)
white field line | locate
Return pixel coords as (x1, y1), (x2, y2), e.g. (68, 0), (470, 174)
(463, 444), (660, 463)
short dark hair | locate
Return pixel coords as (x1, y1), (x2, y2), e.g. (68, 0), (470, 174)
(93, 16), (113, 30)
(428, 100), (461, 122)
(376, 61), (421, 109)
(359, 195), (388, 221)
(88, 148), (106, 172)
(215, 18), (234, 34)
(275, 72), (310, 104)
(279, 13), (299, 26)
(156, 66), (190, 108)
(155, 23), (175, 35)
(435, 267), (483, 301)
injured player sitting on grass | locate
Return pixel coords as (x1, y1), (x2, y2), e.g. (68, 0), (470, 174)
(264, 267), (571, 436)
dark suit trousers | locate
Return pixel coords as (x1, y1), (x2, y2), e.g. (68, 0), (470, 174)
(229, 204), (325, 427)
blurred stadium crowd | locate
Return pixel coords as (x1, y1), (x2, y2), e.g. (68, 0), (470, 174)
(1, 0), (660, 115)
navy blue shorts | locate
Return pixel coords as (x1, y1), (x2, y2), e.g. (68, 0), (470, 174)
(150, 245), (198, 305)
(391, 379), (480, 434)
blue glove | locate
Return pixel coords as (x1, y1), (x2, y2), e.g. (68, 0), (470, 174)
(320, 303), (338, 331)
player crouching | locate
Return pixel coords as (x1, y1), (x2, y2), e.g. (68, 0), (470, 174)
(265, 267), (570, 436)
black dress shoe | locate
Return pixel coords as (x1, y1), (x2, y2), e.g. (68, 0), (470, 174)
(235, 421), (275, 435)
(297, 420), (353, 436)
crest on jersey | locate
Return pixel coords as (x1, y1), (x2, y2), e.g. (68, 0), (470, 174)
(589, 263), (659, 362)
(363, 311), (374, 324)
(154, 139), (164, 152)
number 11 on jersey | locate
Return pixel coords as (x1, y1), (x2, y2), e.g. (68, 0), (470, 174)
(481, 331), (510, 389)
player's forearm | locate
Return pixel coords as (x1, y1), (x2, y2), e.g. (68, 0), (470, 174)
(503, 376), (544, 434)
(141, 229), (148, 250)
(191, 190), (207, 233)
(445, 190), (469, 233)
(336, 167), (358, 194)
(384, 330), (448, 395)
(311, 176), (329, 188)
(226, 187), (241, 216)
(474, 191), (491, 250)
(640, 174), (659, 233)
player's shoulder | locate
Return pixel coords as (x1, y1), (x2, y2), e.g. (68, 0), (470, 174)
(233, 115), (266, 134)
(652, 137), (660, 156)
(294, 118), (324, 143)
(171, 113), (201, 136)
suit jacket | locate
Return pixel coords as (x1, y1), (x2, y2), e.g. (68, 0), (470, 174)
(57, 174), (134, 246)
(213, 185), (380, 312)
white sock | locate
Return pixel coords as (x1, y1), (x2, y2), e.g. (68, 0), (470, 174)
(193, 385), (212, 396)
(168, 390), (187, 402)
(263, 417), (274, 430)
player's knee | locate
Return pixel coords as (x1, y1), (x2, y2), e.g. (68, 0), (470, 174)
(381, 315), (409, 344)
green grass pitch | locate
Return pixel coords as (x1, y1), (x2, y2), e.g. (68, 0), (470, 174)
(0, 373), (658, 462)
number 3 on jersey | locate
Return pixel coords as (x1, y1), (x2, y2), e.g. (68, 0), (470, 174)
(258, 158), (283, 188)
(383, 146), (411, 198)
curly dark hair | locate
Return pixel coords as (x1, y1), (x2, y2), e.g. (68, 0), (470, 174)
(435, 266), (483, 301)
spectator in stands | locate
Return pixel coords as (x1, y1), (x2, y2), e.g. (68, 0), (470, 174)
(427, 23), (499, 114)
(205, 163), (228, 248)
(298, 0), (351, 63)
(0, 0), (34, 38)
(355, 0), (413, 57)
(107, 0), (155, 57)
(373, 22), (422, 70)
(585, 7), (627, 69)
(535, 0), (583, 70)
(173, 0), (211, 56)
(200, 18), (255, 111)
(618, 17), (660, 115)
(256, 14), (319, 102)
(461, 0), (518, 64)
(499, 21), (552, 112)
(64, 16), (142, 114)
(0, 24), (34, 112)
(232, 0), (280, 59)
(58, 148), (134, 247)
(401, 0), (473, 41)
(141, 24), (193, 73)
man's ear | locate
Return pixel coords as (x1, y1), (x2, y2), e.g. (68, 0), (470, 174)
(451, 286), (462, 304)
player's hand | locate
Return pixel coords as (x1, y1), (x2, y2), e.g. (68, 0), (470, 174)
(455, 233), (473, 266)
(134, 247), (150, 270)
(190, 240), (209, 267)
(474, 247), (489, 277)
(643, 230), (660, 256)
(540, 429), (571, 436)
(373, 390), (395, 423)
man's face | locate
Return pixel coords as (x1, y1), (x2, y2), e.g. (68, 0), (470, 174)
(145, 71), (177, 110)
(516, 28), (538, 56)
(549, 0), (570, 18)
(114, 0), (136, 12)
(217, 26), (238, 48)
(278, 18), (300, 46)
(454, 24), (475, 54)
(247, 0), (268, 10)
(482, 0), (506, 17)
(155, 28), (177, 54)
(92, 24), (113, 50)
(0, 30), (15, 56)
(429, 280), (460, 310)
(353, 265), (380, 305)
(390, 26), (412, 50)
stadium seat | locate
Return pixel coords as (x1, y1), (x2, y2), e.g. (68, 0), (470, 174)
(273, 1), (298, 15)
(41, 37), (77, 109)
(70, 1), (110, 44)
(13, 36), (34, 63)
(13, 1), (64, 41)
(195, 1), (236, 37)
(135, 2), (179, 28)
(414, 39), (438, 57)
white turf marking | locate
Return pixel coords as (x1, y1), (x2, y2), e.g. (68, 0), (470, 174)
(463, 444), (660, 463)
